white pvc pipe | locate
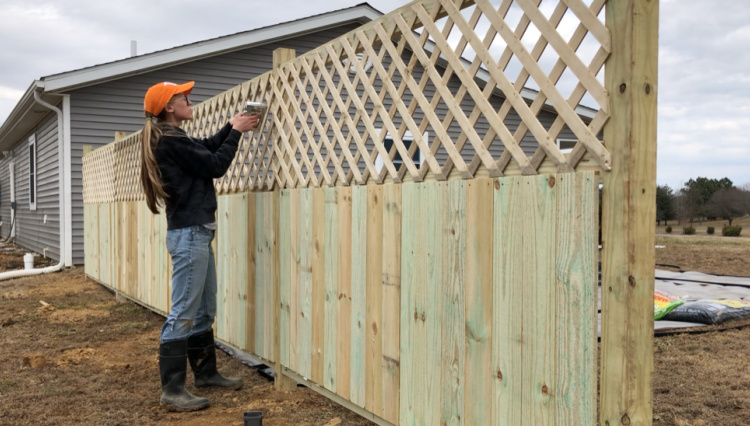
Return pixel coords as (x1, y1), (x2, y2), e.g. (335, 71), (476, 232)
(0, 90), (66, 281)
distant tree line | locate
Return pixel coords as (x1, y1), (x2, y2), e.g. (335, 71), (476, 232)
(656, 177), (750, 226)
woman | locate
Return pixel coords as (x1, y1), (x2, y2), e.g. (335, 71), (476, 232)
(140, 81), (260, 411)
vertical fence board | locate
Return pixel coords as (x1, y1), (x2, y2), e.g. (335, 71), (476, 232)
(556, 172), (598, 426)
(216, 196), (231, 343)
(298, 188), (313, 378)
(288, 189), (301, 373)
(494, 177), (525, 426)
(336, 186), (353, 401)
(365, 184), (384, 414)
(312, 187), (326, 384)
(464, 178), (494, 426)
(324, 187), (339, 392)
(279, 190), (291, 367)
(264, 191), (278, 361)
(350, 185), (368, 407)
(441, 180), (466, 426)
(245, 192), (256, 355)
(526, 176), (556, 425)
(99, 203), (111, 288)
(424, 182), (442, 425)
(381, 183), (401, 425)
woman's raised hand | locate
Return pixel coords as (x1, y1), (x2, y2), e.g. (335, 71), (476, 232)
(229, 113), (260, 132)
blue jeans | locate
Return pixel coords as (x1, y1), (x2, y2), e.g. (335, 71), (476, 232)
(160, 225), (217, 343)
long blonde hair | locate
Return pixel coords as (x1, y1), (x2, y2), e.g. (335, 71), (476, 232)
(140, 112), (170, 214)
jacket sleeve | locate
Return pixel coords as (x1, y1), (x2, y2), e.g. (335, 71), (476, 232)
(197, 123), (234, 153)
(160, 130), (242, 178)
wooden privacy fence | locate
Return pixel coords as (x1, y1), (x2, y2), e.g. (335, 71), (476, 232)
(83, 0), (658, 425)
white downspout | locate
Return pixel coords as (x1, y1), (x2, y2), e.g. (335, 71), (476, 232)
(0, 90), (66, 280)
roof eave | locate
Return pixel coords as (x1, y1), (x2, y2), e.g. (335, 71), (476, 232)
(42, 6), (381, 94)
(0, 82), (63, 151)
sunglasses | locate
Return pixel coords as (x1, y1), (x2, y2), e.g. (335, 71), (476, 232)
(170, 94), (190, 104)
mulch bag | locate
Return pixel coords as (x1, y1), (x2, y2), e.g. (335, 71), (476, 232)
(654, 290), (684, 320)
(663, 299), (750, 325)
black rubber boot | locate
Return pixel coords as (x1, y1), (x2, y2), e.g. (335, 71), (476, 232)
(187, 330), (243, 390)
(159, 340), (210, 412)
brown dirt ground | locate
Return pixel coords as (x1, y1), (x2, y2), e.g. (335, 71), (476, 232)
(0, 226), (749, 425)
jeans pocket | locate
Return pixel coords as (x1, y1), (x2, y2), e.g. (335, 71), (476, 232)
(166, 229), (183, 254)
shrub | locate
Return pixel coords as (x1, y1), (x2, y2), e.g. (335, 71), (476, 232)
(665, 226), (672, 234)
(683, 226), (696, 235)
(707, 226), (715, 235)
(722, 225), (742, 237)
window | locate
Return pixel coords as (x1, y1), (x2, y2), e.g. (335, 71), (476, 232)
(28, 135), (36, 211)
(556, 138), (577, 154)
(374, 130), (427, 173)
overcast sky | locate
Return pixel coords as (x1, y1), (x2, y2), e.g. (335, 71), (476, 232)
(1, 0), (748, 189)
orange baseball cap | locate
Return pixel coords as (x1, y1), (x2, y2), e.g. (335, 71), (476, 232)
(143, 81), (194, 116)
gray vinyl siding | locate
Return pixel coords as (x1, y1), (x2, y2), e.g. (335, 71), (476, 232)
(0, 113), (61, 260)
(67, 25), (360, 264)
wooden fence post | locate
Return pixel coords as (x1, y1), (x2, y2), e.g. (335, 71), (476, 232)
(272, 47), (298, 392)
(600, 0), (659, 425)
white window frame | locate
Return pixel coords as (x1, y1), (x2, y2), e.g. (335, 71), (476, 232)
(556, 138), (577, 154)
(374, 129), (427, 173)
(28, 135), (37, 211)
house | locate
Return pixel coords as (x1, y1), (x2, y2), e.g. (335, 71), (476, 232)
(0, 4), (383, 265)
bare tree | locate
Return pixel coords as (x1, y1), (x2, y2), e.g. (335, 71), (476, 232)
(706, 188), (749, 226)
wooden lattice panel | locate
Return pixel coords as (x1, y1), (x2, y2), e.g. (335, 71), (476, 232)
(82, 142), (117, 204)
(221, 0), (611, 191)
(83, 0), (612, 196)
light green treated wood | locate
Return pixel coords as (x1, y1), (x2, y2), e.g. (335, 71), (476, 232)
(255, 191), (266, 356)
(350, 185), (368, 408)
(441, 180), (466, 426)
(298, 188), (313, 379)
(324, 187), (339, 392)
(336, 186), (353, 400)
(99, 204), (110, 288)
(125, 202), (139, 299)
(399, 181), (425, 426)
(493, 177), (525, 425)
(555, 172), (598, 425)
(137, 202), (150, 307)
(365, 184), (383, 415)
(265, 191), (277, 362)
(423, 182), (441, 425)
(84, 204), (99, 280)
(289, 189), (301, 372)
(526, 176), (556, 425)
(279, 190), (291, 368)
(464, 179), (494, 426)
(155, 211), (169, 314)
(381, 183), (401, 425)
(216, 195), (231, 342)
(230, 193), (250, 350)
(245, 192), (256, 355)
(312, 187), (326, 384)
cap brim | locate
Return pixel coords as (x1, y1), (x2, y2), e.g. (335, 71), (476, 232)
(175, 81), (194, 96)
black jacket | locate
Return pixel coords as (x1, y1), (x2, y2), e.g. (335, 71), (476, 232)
(155, 123), (240, 230)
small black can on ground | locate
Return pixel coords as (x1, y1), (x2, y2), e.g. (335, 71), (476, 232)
(244, 411), (263, 426)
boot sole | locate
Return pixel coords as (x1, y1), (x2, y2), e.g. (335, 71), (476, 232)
(160, 399), (210, 412)
(194, 382), (243, 391)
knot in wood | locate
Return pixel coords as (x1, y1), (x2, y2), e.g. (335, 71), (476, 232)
(621, 414), (631, 425)
(619, 83), (627, 94)
(628, 275), (636, 287)
(548, 177), (555, 188)
(541, 384), (548, 395)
